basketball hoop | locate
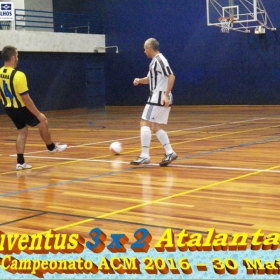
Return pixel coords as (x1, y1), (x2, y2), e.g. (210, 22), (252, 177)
(218, 17), (234, 33)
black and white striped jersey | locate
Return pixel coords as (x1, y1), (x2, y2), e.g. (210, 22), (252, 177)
(147, 53), (173, 106)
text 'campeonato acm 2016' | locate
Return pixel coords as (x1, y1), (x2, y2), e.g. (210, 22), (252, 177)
(1, 228), (280, 277)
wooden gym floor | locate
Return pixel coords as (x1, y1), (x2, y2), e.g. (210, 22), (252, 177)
(0, 105), (280, 246)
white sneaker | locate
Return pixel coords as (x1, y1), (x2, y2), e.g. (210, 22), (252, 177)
(16, 169), (32, 177)
(130, 157), (150, 165)
(50, 143), (67, 152)
(16, 163), (32, 170)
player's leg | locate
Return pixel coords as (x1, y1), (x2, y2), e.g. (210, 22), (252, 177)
(140, 119), (152, 157)
(16, 126), (28, 155)
(152, 122), (173, 154)
(151, 108), (178, 167)
(25, 110), (67, 153)
(16, 126), (32, 170)
(37, 119), (52, 146)
(130, 104), (152, 165)
(130, 119), (151, 165)
(4, 107), (32, 170)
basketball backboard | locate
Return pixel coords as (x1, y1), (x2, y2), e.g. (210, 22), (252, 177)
(206, 0), (276, 33)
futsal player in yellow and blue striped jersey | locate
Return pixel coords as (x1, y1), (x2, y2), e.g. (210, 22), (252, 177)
(0, 45), (67, 170)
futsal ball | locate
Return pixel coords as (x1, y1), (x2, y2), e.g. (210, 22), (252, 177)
(109, 141), (123, 155)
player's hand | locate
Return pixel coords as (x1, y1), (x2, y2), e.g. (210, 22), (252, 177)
(133, 78), (140, 86)
(162, 95), (170, 107)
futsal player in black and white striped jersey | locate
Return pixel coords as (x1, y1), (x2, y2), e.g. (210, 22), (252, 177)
(131, 38), (178, 166)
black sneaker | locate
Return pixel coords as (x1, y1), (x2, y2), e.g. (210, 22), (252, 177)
(159, 152), (178, 167)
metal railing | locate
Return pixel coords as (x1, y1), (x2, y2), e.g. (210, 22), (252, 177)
(15, 9), (103, 34)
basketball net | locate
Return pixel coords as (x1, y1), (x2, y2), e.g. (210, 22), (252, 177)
(218, 17), (234, 33)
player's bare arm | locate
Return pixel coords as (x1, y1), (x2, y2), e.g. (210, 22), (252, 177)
(133, 76), (149, 86)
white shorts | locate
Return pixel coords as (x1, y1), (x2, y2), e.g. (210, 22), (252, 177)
(141, 104), (171, 124)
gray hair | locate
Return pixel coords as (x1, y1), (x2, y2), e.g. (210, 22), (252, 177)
(144, 38), (159, 51)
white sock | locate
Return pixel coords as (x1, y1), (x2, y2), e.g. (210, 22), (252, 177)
(156, 129), (173, 154)
(140, 126), (151, 158)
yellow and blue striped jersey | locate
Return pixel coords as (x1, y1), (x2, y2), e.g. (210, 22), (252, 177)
(0, 66), (29, 108)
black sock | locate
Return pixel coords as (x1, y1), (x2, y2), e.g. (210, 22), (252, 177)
(17, 154), (24, 164)
(47, 143), (55, 151)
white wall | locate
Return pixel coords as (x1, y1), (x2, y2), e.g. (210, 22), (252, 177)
(24, 0), (53, 31)
(0, 30), (105, 53)
(24, 0), (52, 11)
(0, 0), (53, 31)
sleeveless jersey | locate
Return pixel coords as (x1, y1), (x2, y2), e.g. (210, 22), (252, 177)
(0, 66), (28, 108)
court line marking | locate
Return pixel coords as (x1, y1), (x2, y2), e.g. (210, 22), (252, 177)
(6, 133), (280, 230)
(0, 203), (252, 235)
(1, 124), (279, 176)
(8, 123), (280, 160)
(0, 166), (149, 198)
(52, 163), (280, 231)
(0, 212), (46, 227)
(8, 115), (279, 155)
(21, 135), (280, 174)
(230, 117), (267, 124)
(1, 132), (278, 225)
(9, 123), (227, 155)
(19, 156), (280, 174)
(170, 124), (280, 147)
(1, 115), (279, 230)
